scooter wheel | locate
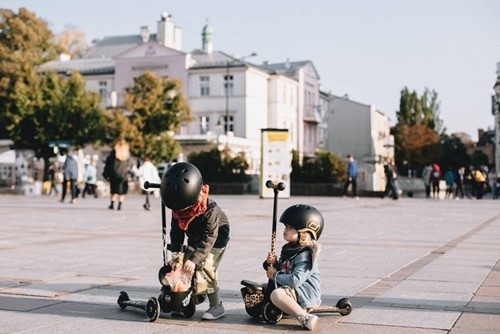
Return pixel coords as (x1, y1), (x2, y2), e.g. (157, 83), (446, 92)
(182, 296), (196, 318)
(336, 298), (352, 316)
(262, 302), (283, 324)
(117, 291), (130, 309)
(145, 297), (161, 322)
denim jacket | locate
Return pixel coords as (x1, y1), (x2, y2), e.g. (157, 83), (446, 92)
(271, 249), (321, 308)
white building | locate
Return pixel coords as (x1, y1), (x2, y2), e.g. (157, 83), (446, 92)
(38, 13), (317, 175)
(327, 95), (393, 191)
(36, 12), (392, 190)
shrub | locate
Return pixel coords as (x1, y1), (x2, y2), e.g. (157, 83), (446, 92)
(291, 150), (346, 183)
(188, 148), (251, 183)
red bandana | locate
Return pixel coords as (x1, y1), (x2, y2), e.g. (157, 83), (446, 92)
(172, 184), (209, 231)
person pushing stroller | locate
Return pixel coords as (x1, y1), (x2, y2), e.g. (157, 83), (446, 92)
(264, 204), (324, 331)
(162, 162), (230, 320)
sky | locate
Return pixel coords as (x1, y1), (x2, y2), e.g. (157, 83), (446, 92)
(4, 0), (500, 141)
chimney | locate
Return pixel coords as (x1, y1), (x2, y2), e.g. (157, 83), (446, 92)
(140, 26), (150, 43)
(284, 58), (290, 69)
(157, 12), (182, 50)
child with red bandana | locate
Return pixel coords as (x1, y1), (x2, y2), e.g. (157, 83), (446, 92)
(162, 162), (230, 320)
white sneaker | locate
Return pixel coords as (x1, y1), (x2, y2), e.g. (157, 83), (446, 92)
(298, 314), (318, 330)
(201, 302), (225, 320)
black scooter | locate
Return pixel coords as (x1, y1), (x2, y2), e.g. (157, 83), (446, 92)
(117, 181), (202, 321)
(240, 180), (353, 324)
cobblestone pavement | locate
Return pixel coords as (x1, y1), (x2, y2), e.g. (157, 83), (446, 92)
(0, 194), (499, 333)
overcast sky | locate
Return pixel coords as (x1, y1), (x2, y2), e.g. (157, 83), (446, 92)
(5, 0), (500, 140)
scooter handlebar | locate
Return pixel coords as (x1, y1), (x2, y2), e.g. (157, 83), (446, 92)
(144, 181), (161, 189)
(265, 180), (286, 191)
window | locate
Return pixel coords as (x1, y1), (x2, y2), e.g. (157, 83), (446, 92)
(200, 76), (210, 96)
(222, 115), (234, 133)
(98, 81), (107, 100)
(200, 116), (210, 134)
(224, 74), (234, 95)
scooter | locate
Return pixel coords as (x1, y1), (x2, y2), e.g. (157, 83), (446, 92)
(117, 181), (201, 321)
(240, 180), (353, 324)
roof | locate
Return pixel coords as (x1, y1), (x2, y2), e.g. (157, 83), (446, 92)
(85, 35), (147, 58)
(189, 50), (258, 70)
(258, 60), (318, 79)
(37, 57), (115, 75)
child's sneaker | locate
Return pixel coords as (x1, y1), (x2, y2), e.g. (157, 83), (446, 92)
(298, 314), (318, 330)
(201, 302), (225, 320)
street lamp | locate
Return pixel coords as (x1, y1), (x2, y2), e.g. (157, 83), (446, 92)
(223, 52), (257, 138)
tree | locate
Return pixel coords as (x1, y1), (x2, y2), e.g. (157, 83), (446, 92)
(437, 134), (470, 171)
(396, 87), (444, 133)
(0, 8), (60, 139)
(54, 25), (90, 58)
(393, 87), (446, 175)
(393, 124), (440, 174)
(5, 71), (107, 179)
(119, 71), (192, 163)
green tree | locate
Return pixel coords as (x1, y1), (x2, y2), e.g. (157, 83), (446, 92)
(188, 148), (250, 183)
(120, 71), (192, 163)
(470, 150), (489, 168)
(291, 150), (346, 183)
(396, 87), (443, 133)
(0, 8), (60, 139)
(393, 87), (447, 174)
(5, 71), (107, 178)
(437, 134), (470, 171)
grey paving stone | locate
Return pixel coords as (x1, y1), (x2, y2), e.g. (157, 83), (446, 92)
(1, 194), (500, 333)
(452, 312), (500, 331)
(340, 305), (460, 330)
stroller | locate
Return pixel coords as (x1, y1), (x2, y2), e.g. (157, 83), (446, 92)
(117, 181), (203, 321)
(240, 180), (353, 324)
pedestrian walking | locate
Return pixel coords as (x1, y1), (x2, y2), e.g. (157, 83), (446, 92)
(383, 159), (399, 200)
(422, 163), (432, 198)
(444, 167), (455, 199)
(103, 138), (131, 210)
(430, 163), (441, 199)
(59, 149), (78, 204)
(343, 154), (358, 198)
(454, 166), (466, 199)
(82, 155), (98, 198)
(133, 157), (161, 210)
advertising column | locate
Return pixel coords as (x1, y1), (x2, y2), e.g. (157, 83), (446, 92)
(260, 129), (292, 198)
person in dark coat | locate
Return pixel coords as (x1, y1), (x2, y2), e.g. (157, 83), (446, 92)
(103, 138), (130, 210)
(383, 158), (399, 200)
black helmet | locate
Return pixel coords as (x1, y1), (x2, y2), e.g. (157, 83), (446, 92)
(160, 162), (203, 210)
(279, 204), (324, 240)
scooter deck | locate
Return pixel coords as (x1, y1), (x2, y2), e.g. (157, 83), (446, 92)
(309, 305), (344, 314)
(120, 299), (147, 310)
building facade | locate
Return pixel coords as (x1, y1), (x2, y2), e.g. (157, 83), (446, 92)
(37, 12), (389, 188)
(326, 95), (393, 191)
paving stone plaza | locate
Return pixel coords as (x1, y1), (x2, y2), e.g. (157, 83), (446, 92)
(1, 194), (499, 333)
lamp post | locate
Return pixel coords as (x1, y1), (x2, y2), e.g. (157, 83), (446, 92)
(223, 52), (257, 138)
(493, 63), (500, 172)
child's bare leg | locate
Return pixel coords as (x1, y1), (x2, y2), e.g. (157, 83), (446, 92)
(270, 288), (318, 330)
(270, 288), (305, 317)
